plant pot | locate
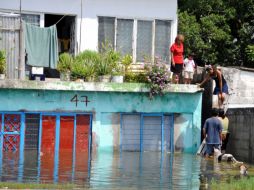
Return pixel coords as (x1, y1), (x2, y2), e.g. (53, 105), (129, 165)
(85, 76), (95, 82)
(60, 71), (71, 81)
(0, 74), (5, 80)
(111, 75), (124, 83)
(98, 75), (111, 82)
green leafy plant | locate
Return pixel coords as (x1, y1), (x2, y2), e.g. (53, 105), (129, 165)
(145, 57), (171, 99)
(124, 72), (147, 83)
(0, 50), (6, 74)
(72, 50), (100, 80)
(245, 45), (254, 63)
(57, 53), (73, 73)
(121, 54), (133, 74)
(96, 43), (121, 76)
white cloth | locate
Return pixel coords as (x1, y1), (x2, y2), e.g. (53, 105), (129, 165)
(184, 58), (195, 72)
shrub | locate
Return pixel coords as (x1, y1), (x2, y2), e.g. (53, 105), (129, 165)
(0, 50), (6, 74)
(57, 53), (73, 73)
(72, 50), (100, 80)
(144, 57), (171, 99)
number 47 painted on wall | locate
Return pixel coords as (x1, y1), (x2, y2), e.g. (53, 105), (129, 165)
(70, 94), (90, 107)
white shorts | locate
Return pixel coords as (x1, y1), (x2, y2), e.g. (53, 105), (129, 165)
(184, 71), (194, 79)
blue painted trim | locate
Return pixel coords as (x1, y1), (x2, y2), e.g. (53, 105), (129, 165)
(170, 114), (174, 153)
(0, 114), (4, 177)
(161, 115), (164, 152)
(87, 114), (92, 179)
(37, 113), (42, 182)
(120, 113), (123, 153)
(18, 113), (25, 182)
(54, 115), (60, 183)
(141, 113), (163, 116)
(72, 115), (77, 182)
(140, 114), (144, 152)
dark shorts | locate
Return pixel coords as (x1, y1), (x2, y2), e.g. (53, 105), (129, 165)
(213, 83), (229, 95)
(171, 63), (183, 74)
(206, 144), (220, 155)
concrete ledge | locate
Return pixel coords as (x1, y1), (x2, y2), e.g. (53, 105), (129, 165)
(0, 79), (202, 93)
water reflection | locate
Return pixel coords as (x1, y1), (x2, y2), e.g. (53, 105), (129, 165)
(0, 150), (252, 189)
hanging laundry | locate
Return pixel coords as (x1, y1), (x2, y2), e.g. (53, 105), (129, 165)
(25, 22), (58, 69)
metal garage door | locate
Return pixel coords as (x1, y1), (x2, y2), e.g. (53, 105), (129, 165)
(121, 114), (173, 152)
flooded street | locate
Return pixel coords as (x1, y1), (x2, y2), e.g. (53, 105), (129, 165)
(0, 150), (252, 189)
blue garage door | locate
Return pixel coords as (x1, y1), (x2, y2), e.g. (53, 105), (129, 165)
(121, 114), (173, 152)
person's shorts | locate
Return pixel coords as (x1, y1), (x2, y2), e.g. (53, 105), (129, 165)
(206, 144), (220, 156)
(213, 83), (229, 95)
(184, 71), (194, 79)
(171, 63), (183, 75)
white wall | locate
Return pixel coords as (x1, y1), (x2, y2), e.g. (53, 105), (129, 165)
(213, 67), (254, 108)
(0, 0), (178, 52)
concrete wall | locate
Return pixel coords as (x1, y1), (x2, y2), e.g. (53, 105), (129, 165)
(213, 67), (254, 108)
(0, 80), (202, 153)
(226, 108), (254, 163)
(197, 67), (254, 163)
(0, 0), (178, 52)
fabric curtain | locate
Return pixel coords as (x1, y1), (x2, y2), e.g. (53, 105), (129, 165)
(25, 22), (58, 69)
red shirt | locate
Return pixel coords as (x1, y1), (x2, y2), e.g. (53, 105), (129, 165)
(170, 43), (184, 64)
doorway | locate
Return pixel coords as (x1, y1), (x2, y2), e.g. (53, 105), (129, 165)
(44, 14), (76, 78)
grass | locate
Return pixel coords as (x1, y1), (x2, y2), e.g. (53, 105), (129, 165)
(0, 182), (78, 189)
(210, 176), (254, 190)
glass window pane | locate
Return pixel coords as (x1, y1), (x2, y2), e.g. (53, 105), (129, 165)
(116, 19), (134, 56)
(155, 20), (171, 62)
(21, 14), (40, 26)
(136, 20), (153, 62)
(98, 17), (115, 51)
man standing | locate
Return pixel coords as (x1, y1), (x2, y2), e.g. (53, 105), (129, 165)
(203, 108), (223, 157)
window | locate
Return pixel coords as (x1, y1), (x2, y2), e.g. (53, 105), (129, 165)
(116, 19), (134, 56)
(98, 17), (172, 63)
(136, 20), (153, 62)
(155, 20), (171, 62)
(21, 14), (40, 26)
(98, 17), (115, 51)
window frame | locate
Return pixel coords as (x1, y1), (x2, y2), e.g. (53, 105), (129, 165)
(98, 16), (172, 64)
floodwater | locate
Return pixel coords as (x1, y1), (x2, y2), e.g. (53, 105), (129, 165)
(0, 150), (253, 189)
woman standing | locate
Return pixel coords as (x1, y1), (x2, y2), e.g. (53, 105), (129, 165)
(170, 34), (184, 84)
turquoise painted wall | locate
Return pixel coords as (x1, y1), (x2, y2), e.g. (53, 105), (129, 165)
(0, 88), (202, 153)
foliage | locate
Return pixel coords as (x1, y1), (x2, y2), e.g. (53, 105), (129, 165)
(57, 53), (73, 73)
(144, 58), (171, 99)
(121, 54), (133, 73)
(124, 72), (147, 83)
(210, 177), (254, 190)
(72, 50), (100, 80)
(178, 0), (254, 67)
(0, 50), (6, 74)
(96, 43), (121, 76)
(245, 45), (254, 63)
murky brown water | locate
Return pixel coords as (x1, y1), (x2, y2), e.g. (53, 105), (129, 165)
(0, 150), (253, 189)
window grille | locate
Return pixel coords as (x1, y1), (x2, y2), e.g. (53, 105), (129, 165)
(116, 19), (134, 56)
(98, 17), (115, 51)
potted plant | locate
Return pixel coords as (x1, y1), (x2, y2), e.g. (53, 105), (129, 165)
(121, 54), (133, 74)
(72, 50), (99, 82)
(57, 53), (73, 81)
(145, 57), (171, 99)
(95, 43), (121, 82)
(0, 50), (6, 79)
